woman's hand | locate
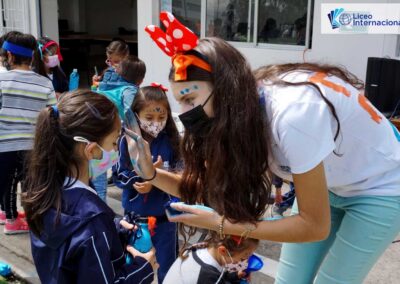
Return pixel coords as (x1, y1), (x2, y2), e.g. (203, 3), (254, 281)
(133, 181), (153, 194)
(126, 246), (159, 270)
(125, 128), (155, 180)
(167, 203), (221, 231)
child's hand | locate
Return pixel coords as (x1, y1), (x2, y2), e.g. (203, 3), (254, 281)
(119, 219), (138, 231)
(275, 187), (283, 204)
(92, 74), (101, 83)
(133, 181), (153, 194)
(126, 246), (159, 270)
(238, 270), (247, 279)
(153, 155), (163, 169)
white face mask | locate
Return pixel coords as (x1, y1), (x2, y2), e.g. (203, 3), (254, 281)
(45, 55), (59, 68)
(222, 250), (249, 273)
(137, 117), (167, 138)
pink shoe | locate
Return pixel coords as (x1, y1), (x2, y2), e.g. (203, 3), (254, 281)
(4, 216), (29, 234)
(0, 211), (26, 225)
(0, 211), (5, 225)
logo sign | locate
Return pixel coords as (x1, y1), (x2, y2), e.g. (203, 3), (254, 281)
(322, 4), (400, 34)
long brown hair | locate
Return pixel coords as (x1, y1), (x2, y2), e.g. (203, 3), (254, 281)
(169, 38), (271, 236)
(132, 86), (181, 164)
(254, 63), (364, 141)
(23, 90), (118, 236)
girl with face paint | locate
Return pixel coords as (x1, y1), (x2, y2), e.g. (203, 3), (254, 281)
(164, 232), (259, 284)
(112, 84), (181, 283)
(23, 90), (157, 283)
(33, 37), (68, 97)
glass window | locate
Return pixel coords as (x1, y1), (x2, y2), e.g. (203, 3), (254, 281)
(162, 0), (312, 47)
(162, 0), (202, 36)
(257, 0), (309, 46)
(206, 0), (253, 43)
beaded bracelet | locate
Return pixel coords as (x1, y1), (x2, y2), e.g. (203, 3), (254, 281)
(219, 215), (226, 239)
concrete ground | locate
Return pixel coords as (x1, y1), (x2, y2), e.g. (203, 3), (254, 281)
(0, 185), (399, 283)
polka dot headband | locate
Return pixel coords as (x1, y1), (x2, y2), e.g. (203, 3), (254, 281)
(145, 11), (212, 81)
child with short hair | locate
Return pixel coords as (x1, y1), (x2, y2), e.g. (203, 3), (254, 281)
(113, 84), (181, 283)
(164, 232), (260, 283)
(0, 31), (56, 234)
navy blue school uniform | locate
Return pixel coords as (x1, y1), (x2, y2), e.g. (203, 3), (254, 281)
(50, 67), (68, 93)
(113, 129), (179, 283)
(30, 180), (154, 284)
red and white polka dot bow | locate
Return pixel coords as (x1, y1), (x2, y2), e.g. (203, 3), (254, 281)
(145, 11), (199, 57)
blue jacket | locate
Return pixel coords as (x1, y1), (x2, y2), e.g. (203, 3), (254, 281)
(99, 68), (136, 91)
(113, 130), (178, 216)
(30, 181), (154, 284)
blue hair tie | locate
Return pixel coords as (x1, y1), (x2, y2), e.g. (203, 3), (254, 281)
(51, 105), (59, 119)
(2, 41), (33, 58)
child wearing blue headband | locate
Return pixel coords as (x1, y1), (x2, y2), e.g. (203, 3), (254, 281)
(0, 31), (56, 234)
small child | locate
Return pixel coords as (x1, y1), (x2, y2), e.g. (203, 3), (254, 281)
(34, 37), (68, 97)
(0, 31), (56, 234)
(94, 40), (130, 91)
(164, 233), (260, 283)
(94, 55), (146, 201)
(23, 90), (156, 283)
(113, 84), (181, 283)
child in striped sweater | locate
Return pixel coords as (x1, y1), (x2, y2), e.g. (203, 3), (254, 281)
(0, 31), (56, 234)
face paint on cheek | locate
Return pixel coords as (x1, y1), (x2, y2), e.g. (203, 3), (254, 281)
(179, 84), (200, 95)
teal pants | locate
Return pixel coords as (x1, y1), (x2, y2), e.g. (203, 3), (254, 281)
(275, 192), (400, 284)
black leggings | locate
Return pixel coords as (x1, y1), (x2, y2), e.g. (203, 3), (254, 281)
(0, 151), (27, 219)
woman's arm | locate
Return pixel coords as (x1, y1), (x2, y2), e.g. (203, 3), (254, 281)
(124, 128), (182, 197)
(169, 162), (331, 243)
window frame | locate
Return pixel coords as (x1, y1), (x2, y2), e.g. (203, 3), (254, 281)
(167, 0), (314, 50)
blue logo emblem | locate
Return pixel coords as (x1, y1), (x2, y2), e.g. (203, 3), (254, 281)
(328, 8), (345, 29)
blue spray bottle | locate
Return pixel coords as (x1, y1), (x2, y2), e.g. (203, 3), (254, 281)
(126, 217), (155, 264)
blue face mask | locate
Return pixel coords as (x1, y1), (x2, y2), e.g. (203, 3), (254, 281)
(74, 136), (119, 179)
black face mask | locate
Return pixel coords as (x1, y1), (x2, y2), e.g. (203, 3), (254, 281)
(179, 93), (213, 137)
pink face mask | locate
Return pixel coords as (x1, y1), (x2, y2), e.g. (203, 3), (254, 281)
(73, 136), (119, 179)
(45, 55), (59, 68)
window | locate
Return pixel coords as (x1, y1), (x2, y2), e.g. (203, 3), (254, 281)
(206, 0), (253, 43)
(162, 0), (313, 48)
(162, 0), (202, 36)
(0, 0), (30, 34)
(258, 0), (309, 46)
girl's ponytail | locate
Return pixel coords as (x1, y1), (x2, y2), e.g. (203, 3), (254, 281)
(23, 105), (73, 236)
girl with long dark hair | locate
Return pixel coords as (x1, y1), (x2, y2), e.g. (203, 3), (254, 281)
(23, 90), (157, 283)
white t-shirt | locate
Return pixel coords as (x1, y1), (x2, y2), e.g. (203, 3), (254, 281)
(261, 71), (400, 197)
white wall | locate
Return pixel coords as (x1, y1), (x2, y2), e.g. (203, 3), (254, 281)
(40, 0), (59, 42)
(138, 0), (400, 112)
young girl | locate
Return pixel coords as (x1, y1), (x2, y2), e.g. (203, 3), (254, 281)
(93, 40), (130, 91)
(164, 233), (259, 284)
(129, 11), (400, 284)
(113, 84), (181, 283)
(34, 37), (68, 97)
(23, 90), (157, 283)
(0, 31), (56, 234)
